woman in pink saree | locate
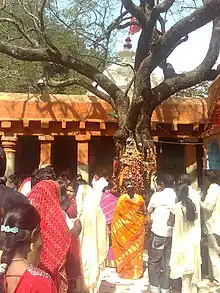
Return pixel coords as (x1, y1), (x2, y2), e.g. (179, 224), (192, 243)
(100, 182), (118, 267)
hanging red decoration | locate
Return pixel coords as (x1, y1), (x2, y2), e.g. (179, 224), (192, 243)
(129, 17), (141, 35)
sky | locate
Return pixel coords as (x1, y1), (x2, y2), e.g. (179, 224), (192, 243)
(116, 22), (218, 77)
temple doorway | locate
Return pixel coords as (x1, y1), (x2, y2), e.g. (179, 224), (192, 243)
(89, 136), (116, 179)
(156, 138), (185, 178)
(52, 136), (77, 180)
(16, 136), (40, 177)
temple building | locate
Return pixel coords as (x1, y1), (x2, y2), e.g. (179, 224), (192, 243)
(0, 92), (207, 188)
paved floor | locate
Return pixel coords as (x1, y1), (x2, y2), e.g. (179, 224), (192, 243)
(99, 253), (220, 293)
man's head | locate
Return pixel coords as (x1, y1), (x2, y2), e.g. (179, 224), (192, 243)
(178, 174), (192, 186)
(101, 170), (109, 180)
(204, 170), (218, 184)
(76, 174), (87, 186)
(161, 174), (175, 189)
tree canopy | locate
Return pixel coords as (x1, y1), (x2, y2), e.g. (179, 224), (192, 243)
(0, 0), (119, 93)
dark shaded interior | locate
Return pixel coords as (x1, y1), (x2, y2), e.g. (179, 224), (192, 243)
(89, 136), (116, 179)
(15, 136), (40, 177)
(156, 138), (185, 178)
(52, 136), (77, 180)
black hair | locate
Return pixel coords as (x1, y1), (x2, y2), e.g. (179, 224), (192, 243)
(177, 174), (192, 186)
(162, 174), (175, 188)
(156, 173), (163, 186)
(31, 166), (56, 187)
(59, 170), (70, 181)
(76, 179), (87, 185)
(176, 184), (197, 222)
(76, 174), (82, 181)
(0, 186), (28, 212)
(0, 204), (40, 275)
(0, 147), (6, 178)
(0, 177), (7, 186)
(9, 174), (22, 189)
(103, 181), (114, 193)
(56, 178), (68, 197)
(101, 170), (109, 178)
(204, 170), (218, 184)
(60, 195), (70, 212)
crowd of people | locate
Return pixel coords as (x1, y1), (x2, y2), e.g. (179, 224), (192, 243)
(147, 172), (220, 293)
(0, 146), (219, 293)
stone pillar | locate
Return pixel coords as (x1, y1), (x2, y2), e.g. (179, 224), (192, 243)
(38, 135), (54, 167)
(185, 144), (198, 190)
(1, 136), (18, 181)
(76, 133), (91, 182)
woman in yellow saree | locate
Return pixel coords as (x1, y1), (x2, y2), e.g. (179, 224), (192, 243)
(111, 179), (146, 280)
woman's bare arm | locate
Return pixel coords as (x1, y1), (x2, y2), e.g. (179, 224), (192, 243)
(70, 219), (82, 237)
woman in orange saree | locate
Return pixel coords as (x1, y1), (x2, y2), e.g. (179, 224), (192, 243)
(111, 179), (146, 280)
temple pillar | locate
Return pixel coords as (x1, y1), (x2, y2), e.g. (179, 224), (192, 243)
(76, 133), (91, 182)
(38, 135), (54, 167)
(185, 144), (198, 190)
(1, 136), (18, 181)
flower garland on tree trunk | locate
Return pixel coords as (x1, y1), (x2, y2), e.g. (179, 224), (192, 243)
(114, 135), (156, 196)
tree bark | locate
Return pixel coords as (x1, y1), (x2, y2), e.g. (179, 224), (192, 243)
(113, 98), (156, 196)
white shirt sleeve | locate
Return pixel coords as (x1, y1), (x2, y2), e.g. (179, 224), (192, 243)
(147, 193), (157, 214)
(64, 211), (74, 230)
(201, 184), (219, 211)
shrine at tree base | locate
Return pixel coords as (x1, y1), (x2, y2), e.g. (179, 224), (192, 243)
(202, 75), (220, 174)
(0, 92), (208, 188)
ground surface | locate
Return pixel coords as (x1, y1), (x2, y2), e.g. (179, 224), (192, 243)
(99, 252), (220, 293)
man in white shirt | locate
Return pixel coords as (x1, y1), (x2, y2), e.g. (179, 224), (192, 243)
(147, 174), (177, 293)
(92, 170), (109, 203)
(201, 170), (220, 283)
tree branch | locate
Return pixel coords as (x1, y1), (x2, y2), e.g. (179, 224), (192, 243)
(137, 0), (220, 97)
(0, 0), (6, 11)
(38, 0), (59, 52)
(47, 77), (116, 108)
(152, 68), (220, 108)
(121, 0), (146, 26)
(0, 41), (124, 101)
(134, 0), (176, 70)
(152, 17), (220, 108)
(154, 0), (175, 13)
(0, 17), (37, 46)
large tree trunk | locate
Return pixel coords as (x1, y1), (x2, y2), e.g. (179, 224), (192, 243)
(113, 105), (157, 197)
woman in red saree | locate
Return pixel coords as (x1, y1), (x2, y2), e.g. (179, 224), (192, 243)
(28, 180), (71, 293)
(0, 204), (57, 293)
(111, 179), (146, 280)
(100, 182), (118, 267)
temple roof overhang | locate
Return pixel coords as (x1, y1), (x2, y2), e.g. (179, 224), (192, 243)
(0, 93), (208, 127)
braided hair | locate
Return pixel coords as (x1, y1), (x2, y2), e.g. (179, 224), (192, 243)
(176, 184), (197, 222)
(0, 204), (40, 277)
